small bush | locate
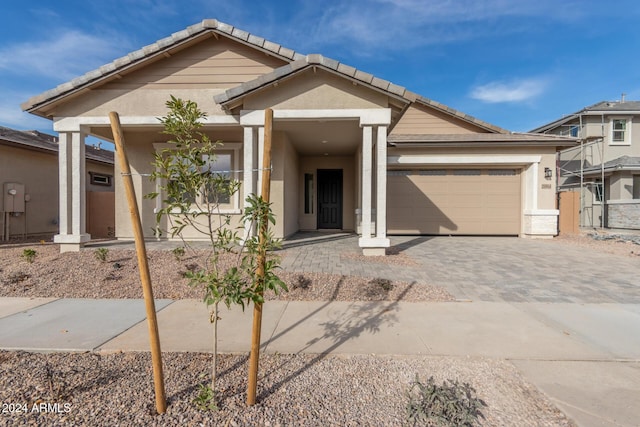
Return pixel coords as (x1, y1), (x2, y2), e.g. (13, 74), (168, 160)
(21, 249), (37, 264)
(370, 277), (393, 292)
(193, 383), (218, 411)
(293, 274), (312, 290)
(94, 248), (109, 262)
(405, 375), (486, 427)
(172, 246), (186, 261)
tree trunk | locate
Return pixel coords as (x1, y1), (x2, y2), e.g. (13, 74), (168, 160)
(211, 302), (219, 392)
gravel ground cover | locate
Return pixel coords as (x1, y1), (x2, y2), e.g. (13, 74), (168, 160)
(0, 351), (573, 426)
(2, 233), (628, 425)
(0, 243), (453, 302)
(549, 231), (640, 257)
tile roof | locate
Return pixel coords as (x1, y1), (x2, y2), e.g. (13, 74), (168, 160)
(389, 132), (577, 146)
(530, 100), (640, 133)
(23, 19), (509, 135)
(214, 54), (409, 104)
(214, 54), (508, 134)
(22, 19), (305, 113)
(0, 126), (114, 164)
(582, 155), (640, 174)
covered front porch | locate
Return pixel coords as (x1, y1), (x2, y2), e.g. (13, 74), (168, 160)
(52, 108), (392, 255)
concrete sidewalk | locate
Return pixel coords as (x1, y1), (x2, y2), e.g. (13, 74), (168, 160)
(0, 297), (639, 426)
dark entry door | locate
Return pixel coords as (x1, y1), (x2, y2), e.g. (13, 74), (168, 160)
(317, 169), (343, 229)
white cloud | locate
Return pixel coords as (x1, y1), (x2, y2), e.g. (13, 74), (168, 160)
(0, 87), (56, 131)
(469, 78), (548, 103)
(0, 29), (126, 81)
(300, 0), (580, 53)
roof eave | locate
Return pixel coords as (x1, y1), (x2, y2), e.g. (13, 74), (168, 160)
(23, 19), (304, 116)
(414, 97), (509, 134)
(389, 140), (577, 148)
(582, 165), (640, 176)
(215, 58), (412, 109)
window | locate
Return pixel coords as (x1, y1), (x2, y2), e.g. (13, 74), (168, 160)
(202, 154), (232, 205)
(152, 142), (241, 213)
(90, 172), (112, 186)
(593, 180), (604, 203)
(570, 125), (579, 137)
(633, 175), (640, 199)
(388, 170), (412, 176)
(452, 169), (481, 176)
(488, 169), (517, 176)
(304, 173), (313, 214)
(610, 117), (632, 145)
(418, 170), (446, 176)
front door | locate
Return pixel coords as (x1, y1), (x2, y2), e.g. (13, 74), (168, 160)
(317, 169), (343, 229)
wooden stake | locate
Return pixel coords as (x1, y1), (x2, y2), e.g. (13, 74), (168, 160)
(247, 108), (273, 405)
(109, 112), (167, 414)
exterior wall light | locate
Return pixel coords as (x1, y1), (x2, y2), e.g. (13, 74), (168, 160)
(544, 167), (553, 178)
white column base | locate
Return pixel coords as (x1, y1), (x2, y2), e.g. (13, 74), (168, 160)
(523, 209), (559, 238)
(359, 237), (390, 256)
(54, 233), (91, 252)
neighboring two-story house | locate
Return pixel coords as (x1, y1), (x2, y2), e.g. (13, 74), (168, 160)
(531, 100), (640, 230)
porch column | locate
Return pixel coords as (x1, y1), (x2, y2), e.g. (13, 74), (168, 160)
(54, 131), (90, 252)
(257, 126), (265, 197)
(376, 126), (388, 241)
(358, 125), (390, 256)
(242, 126), (256, 242)
(360, 126), (373, 240)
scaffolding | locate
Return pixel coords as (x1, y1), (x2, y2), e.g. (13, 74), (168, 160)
(553, 113), (607, 229)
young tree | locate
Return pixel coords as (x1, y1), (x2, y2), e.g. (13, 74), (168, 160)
(146, 96), (286, 409)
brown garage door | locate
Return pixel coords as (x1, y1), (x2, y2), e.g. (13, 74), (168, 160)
(387, 168), (521, 235)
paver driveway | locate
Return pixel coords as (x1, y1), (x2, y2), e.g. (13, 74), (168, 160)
(279, 234), (640, 303)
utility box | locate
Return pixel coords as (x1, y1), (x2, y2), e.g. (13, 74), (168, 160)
(3, 183), (25, 213)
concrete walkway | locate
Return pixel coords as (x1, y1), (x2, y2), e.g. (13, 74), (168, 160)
(3, 234), (640, 426)
(1, 297), (638, 426)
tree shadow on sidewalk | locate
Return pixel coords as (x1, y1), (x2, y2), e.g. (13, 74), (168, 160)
(256, 281), (415, 401)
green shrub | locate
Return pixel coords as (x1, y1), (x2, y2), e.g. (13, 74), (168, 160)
(94, 247), (109, 262)
(193, 384), (218, 411)
(172, 246), (186, 261)
(405, 375), (486, 426)
(21, 249), (37, 264)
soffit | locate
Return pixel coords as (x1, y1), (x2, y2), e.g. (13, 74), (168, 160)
(275, 120), (361, 156)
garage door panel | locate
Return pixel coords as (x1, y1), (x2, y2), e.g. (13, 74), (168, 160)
(387, 169), (520, 235)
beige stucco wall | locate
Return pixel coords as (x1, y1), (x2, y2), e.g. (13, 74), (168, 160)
(298, 155), (356, 231)
(390, 104), (490, 135)
(244, 69), (388, 111)
(557, 115), (640, 167)
(114, 128), (245, 240)
(86, 161), (115, 192)
(609, 172), (634, 200)
(0, 145), (59, 237)
(43, 36), (287, 119)
(282, 134), (299, 237)
(0, 144), (113, 238)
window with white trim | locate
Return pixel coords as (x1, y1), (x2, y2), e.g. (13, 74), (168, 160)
(609, 117), (632, 145)
(153, 143), (241, 213)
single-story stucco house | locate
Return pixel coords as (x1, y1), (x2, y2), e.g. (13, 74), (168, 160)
(1, 126), (114, 240)
(22, 19), (576, 254)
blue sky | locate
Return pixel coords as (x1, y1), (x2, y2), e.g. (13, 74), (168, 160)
(2, 0), (640, 135)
